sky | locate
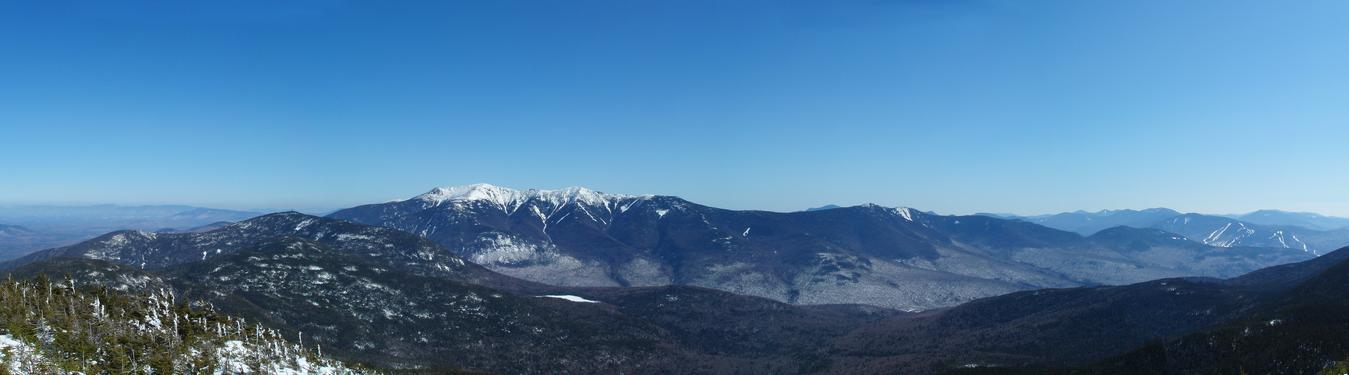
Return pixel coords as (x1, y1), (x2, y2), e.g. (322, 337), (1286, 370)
(1, 0), (1347, 216)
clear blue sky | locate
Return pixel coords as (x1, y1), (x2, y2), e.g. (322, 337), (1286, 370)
(2, 0), (1347, 215)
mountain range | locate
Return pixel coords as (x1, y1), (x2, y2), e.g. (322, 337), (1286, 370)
(993, 208), (1349, 255)
(992, 208), (1185, 235)
(1, 212), (896, 372)
(1234, 209), (1349, 231)
(0, 223), (71, 261)
(327, 184), (1311, 311)
(3, 209), (1348, 373)
(1, 184), (1344, 373)
(0, 204), (263, 260)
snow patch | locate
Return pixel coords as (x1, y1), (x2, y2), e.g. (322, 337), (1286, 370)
(335, 234), (374, 242)
(538, 295), (601, 303)
(895, 207), (915, 221)
(293, 219), (315, 232)
(0, 334), (43, 373)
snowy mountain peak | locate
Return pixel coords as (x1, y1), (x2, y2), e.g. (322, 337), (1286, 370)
(417, 183), (525, 208)
(854, 204), (920, 221)
(414, 184), (649, 211)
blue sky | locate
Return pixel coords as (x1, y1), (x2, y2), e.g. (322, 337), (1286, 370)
(1, 0), (1347, 215)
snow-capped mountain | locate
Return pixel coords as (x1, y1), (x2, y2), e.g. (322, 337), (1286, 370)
(329, 184), (1312, 311)
(413, 183), (648, 212)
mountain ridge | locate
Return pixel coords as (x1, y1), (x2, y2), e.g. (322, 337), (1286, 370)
(0, 215), (896, 372)
(992, 208), (1349, 255)
(0, 204), (264, 260)
(328, 185), (1312, 311)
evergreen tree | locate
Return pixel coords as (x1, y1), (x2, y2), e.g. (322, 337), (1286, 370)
(0, 274), (376, 374)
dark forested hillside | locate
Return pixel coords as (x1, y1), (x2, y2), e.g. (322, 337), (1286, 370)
(0, 274), (369, 374)
(1077, 247), (1349, 374)
(939, 247), (1349, 375)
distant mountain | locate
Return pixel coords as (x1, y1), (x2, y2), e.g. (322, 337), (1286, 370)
(1004, 208), (1349, 255)
(972, 212), (1021, 220)
(328, 184), (1311, 310)
(805, 204), (842, 212)
(994, 208), (1182, 235)
(0, 223), (72, 260)
(1234, 209), (1349, 231)
(0, 204), (261, 259)
(0, 204), (259, 234)
(157, 221), (238, 233)
(0, 223), (33, 237)
(1152, 213), (1349, 255)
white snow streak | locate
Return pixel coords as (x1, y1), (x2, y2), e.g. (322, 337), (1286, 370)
(538, 295), (601, 303)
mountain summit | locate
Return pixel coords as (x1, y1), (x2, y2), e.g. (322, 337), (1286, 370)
(413, 183), (651, 213)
